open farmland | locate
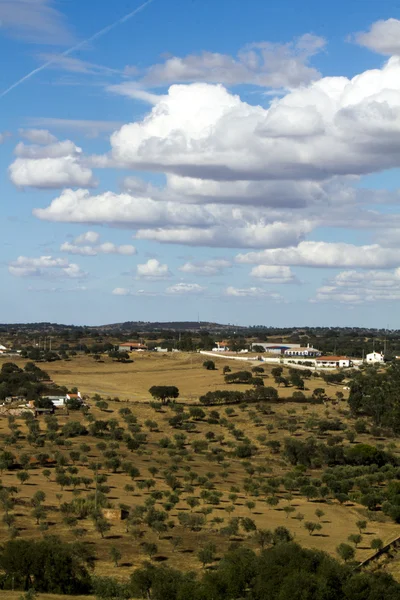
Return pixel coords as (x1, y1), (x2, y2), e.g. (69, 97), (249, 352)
(0, 353), (348, 402)
(0, 353), (399, 596)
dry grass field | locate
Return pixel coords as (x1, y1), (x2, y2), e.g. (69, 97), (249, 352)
(0, 353), (399, 592)
(0, 353), (347, 402)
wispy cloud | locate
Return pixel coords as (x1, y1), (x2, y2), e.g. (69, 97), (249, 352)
(0, 131), (11, 144)
(0, 0), (155, 98)
(117, 34), (326, 91)
(37, 53), (122, 76)
(26, 118), (123, 138)
(0, 0), (74, 45)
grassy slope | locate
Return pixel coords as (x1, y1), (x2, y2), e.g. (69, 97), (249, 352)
(0, 354), (399, 585)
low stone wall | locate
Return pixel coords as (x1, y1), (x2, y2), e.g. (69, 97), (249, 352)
(358, 535), (400, 571)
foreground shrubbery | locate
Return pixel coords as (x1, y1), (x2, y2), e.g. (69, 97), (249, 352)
(349, 362), (400, 432)
(93, 542), (400, 600)
(0, 536), (93, 594)
(0, 362), (65, 401)
(2, 536), (399, 598)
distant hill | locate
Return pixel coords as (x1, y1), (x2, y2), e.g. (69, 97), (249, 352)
(98, 321), (245, 332)
(0, 321), (245, 334)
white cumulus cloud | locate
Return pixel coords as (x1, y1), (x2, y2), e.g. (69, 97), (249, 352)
(109, 58), (400, 182)
(137, 259), (171, 279)
(112, 287), (131, 296)
(312, 268), (400, 304)
(9, 140), (95, 189)
(237, 241), (400, 269)
(60, 231), (136, 256)
(250, 265), (296, 283)
(8, 255), (86, 279)
(166, 174), (325, 208)
(179, 259), (231, 276)
(355, 18), (400, 55)
(225, 286), (282, 300)
(166, 283), (206, 294)
(136, 221), (312, 249)
(33, 188), (314, 248)
(74, 231), (100, 245)
(112, 287), (158, 297)
(61, 241), (136, 256)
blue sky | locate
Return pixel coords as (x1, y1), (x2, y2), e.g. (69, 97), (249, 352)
(1, 0), (400, 326)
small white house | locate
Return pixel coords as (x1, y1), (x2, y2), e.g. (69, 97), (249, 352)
(46, 395), (67, 407)
(66, 392), (82, 402)
(366, 352), (385, 363)
(44, 392), (82, 407)
(316, 356), (352, 368)
(0, 344), (8, 354)
(212, 341), (230, 352)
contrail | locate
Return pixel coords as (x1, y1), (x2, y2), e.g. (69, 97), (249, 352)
(0, 0), (155, 98)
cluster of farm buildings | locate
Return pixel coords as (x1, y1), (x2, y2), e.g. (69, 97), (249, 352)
(212, 341), (385, 369)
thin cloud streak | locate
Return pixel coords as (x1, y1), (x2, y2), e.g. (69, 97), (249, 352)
(0, 0), (155, 98)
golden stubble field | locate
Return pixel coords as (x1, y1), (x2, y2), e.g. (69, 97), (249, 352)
(0, 353), (399, 587)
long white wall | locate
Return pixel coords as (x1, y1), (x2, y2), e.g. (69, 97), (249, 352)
(199, 351), (347, 371)
(200, 351), (253, 362)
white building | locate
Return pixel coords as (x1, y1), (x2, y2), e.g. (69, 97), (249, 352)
(0, 344), (8, 354)
(66, 392), (82, 402)
(46, 395), (67, 407)
(251, 343), (300, 354)
(366, 352), (385, 363)
(284, 345), (321, 357)
(45, 391), (82, 407)
(316, 356), (352, 368)
(212, 341), (230, 352)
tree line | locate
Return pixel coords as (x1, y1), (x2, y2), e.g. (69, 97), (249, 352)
(1, 536), (399, 599)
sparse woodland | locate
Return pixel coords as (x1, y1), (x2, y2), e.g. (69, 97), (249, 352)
(0, 337), (399, 597)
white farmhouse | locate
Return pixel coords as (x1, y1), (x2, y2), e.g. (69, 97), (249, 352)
(316, 356), (352, 368)
(366, 352), (385, 363)
(46, 395), (67, 407)
(212, 340), (230, 352)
